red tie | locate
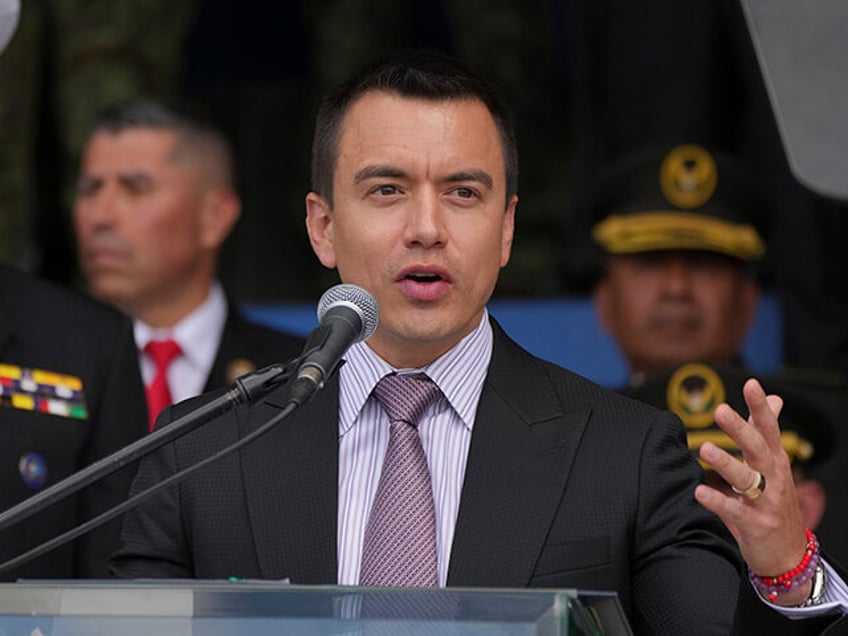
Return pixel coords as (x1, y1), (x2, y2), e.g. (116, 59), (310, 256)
(144, 339), (182, 432)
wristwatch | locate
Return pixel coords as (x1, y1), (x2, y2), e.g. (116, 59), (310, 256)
(799, 564), (827, 607)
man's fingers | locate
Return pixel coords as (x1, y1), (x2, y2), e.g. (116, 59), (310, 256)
(713, 402), (769, 462)
(694, 484), (740, 539)
(710, 378), (786, 466)
(742, 379), (783, 450)
(766, 394), (783, 418)
(700, 442), (764, 497)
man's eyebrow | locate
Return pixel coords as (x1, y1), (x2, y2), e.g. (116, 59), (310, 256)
(445, 170), (493, 190)
(353, 165), (494, 191)
(76, 174), (101, 193)
(76, 173), (99, 185)
(354, 165), (408, 184)
(118, 171), (154, 185)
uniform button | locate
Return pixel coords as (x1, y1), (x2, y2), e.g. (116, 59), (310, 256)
(18, 453), (48, 489)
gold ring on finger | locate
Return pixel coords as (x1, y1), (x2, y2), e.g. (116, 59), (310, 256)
(731, 470), (766, 500)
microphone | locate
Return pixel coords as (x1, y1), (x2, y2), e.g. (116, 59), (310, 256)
(288, 283), (379, 407)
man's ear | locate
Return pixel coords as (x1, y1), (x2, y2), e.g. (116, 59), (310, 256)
(199, 186), (241, 250)
(305, 192), (337, 269)
(500, 194), (517, 267)
(592, 275), (614, 335)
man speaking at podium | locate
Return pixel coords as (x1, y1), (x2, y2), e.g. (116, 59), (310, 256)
(112, 51), (848, 633)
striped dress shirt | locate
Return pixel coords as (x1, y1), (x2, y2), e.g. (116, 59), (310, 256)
(337, 311), (492, 587)
(333, 311), (848, 616)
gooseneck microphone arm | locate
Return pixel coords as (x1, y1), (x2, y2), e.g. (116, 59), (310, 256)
(0, 361), (294, 535)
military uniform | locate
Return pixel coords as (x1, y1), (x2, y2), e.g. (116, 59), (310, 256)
(626, 361), (834, 472)
(590, 143), (848, 565)
(0, 265), (147, 580)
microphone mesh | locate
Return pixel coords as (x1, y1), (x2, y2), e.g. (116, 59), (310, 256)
(316, 284), (380, 342)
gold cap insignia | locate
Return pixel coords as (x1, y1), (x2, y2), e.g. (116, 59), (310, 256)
(659, 144), (718, 209)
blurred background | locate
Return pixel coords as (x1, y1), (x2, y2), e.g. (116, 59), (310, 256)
(1, 0), (846, 379)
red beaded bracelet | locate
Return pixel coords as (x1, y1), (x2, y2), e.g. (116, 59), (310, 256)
(748, 528), (820, 602)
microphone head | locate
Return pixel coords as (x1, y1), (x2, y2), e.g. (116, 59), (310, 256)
(316, 284), (379, 342)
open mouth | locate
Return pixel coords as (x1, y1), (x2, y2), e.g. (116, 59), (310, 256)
(398, 269), (451, 301)
(405, 272), (443, 283)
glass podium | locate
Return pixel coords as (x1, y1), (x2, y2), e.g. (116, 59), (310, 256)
(0, 581), (631, 635)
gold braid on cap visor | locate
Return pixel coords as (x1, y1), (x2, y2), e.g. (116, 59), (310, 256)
(592, 212), (765, 260)
(688, 430), (814, 469)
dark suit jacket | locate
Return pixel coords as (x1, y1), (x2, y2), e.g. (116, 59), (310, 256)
(202, 305), (304, 393)
(0, 266), (148, 580)
(112, 319), (846, 634)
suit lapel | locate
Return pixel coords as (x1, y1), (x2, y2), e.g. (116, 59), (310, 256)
(448, 322), (591, 587)
(239, 375), (340, 584)
(205, 306), (244, 392)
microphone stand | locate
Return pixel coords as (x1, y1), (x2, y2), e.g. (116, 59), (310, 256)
(0, 362), (293, 535)
(0, 396), (300, 574)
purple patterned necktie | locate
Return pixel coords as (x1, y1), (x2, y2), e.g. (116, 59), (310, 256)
(360, 373), (441, 587)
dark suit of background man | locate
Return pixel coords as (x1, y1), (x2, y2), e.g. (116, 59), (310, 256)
(72, 97), (303, 430)
(111, 51), (848, 634)
(0, 265), (148, 581)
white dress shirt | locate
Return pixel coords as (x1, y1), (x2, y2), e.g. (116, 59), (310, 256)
(134, 281), (228, 403)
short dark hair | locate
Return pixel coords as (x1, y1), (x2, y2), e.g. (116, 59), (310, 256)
(88, 96), (236, 187)
(311, 50), (518, 208)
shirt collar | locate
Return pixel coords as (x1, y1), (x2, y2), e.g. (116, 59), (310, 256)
(339, 310), (493, 434)
(134, 281), (228, 373)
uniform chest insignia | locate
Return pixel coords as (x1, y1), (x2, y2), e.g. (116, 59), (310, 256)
(226, 358), (257, 384)
(0, 362), (88, 420)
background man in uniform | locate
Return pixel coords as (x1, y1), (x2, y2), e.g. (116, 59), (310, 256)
(589, 141), (848, 565)
(0, 266), (148, 580)
(73, 97), (303, 429)
(590, 143), (766, 386)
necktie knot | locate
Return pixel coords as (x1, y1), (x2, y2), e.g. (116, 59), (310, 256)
(373, 373), (440, 428)
(144, 339), (182, 370)
(143, 339), (182, 432)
